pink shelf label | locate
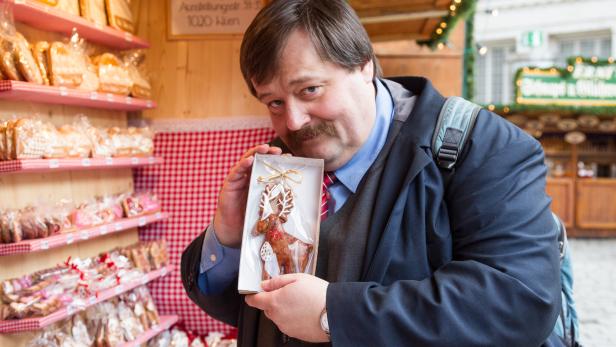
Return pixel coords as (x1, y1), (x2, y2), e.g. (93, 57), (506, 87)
(105, 157), (114, 165)
(161, 267), (168, 276)
(80, 231), (89, 240)
(148, 157), (156, 164)
(49, 159), (60, 169)
(114, 285), (124, 295)
(40, 240), (49, 250)
(59, 87), (68, 96)
(124, 32), (133, 42)
(81, 158), (91, 167)
(141, 276), (149, 286)
(66, 234), (74, 245)
(155, 212), (163, 220)
(125, 97), (132, 105)
(146, 101), (153, 108)
(131, 157), (139, 165)
(99, 225), (108, 235)
(106, 93), (114, 102)
(90, 92), (98, 100)
(114, 223), (123, 231)
(138, 217), (147, 227)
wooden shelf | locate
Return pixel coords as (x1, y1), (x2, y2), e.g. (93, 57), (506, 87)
(0, 156), (163, 175)
(0, 81), (156, 111)
(117, 315), (179, 347)
(8, 0), (149, 49)
(0, 212), (168, 256)
(0, 265), (173, 333)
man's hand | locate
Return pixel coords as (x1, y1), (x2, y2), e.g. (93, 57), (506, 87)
(245, 273), (330, 343)
(213, 144), (282, 247)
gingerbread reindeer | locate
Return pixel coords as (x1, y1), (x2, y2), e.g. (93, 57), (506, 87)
(254, 182), (313, 280)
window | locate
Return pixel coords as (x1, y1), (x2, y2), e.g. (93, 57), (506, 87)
(556, 35), (612, 66)
(473, 44), (515, 105)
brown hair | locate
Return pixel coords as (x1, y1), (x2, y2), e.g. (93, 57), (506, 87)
(240, 0), (381, 96)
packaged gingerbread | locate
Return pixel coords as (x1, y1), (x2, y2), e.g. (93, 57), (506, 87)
(47, 41), (85, 87)
(32, 41), (51, 85)
(123, 50), (151, 99)
(238, 154), (323, 293)
(105, 0), (134, 33)
(80, 0), (108, 27)
(93, 53), (132, 95)
(13, 32), (44, 85)
(56, 0), (80, 17)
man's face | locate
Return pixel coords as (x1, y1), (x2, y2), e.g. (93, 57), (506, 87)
(252, 29), (376, 171)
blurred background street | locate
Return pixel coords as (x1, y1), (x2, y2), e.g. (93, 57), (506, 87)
(569, 239), (616, 347)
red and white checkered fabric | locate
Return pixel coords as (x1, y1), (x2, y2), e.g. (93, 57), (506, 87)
(134, 127), (275, 335)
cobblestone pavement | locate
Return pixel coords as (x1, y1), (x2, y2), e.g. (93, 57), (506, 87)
(568, 239), (616, 347)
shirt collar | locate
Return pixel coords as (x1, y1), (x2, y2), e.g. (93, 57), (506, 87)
(334, 79), (394, 193)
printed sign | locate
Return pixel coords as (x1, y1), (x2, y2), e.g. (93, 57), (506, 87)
(515, 57), (616, 106)
(168, 0), (265, 38)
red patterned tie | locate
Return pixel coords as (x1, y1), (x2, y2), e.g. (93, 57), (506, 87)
(321, 173), (337, 221)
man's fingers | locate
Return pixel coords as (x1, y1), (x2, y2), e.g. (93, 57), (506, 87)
(261, 273), (300, 292)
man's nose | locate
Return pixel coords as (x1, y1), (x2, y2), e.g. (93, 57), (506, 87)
(285, 101), (310, 131)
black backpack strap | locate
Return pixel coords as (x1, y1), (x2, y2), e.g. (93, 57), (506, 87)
(431, 96), (482, 185)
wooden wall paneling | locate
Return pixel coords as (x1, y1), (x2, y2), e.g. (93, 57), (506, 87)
(576, 179), (616, 230)
(135, 3), (266, 120)
(546, 178), (575, 228)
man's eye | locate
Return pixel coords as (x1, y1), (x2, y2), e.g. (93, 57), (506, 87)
(302, 86), (320, 95)
(268, 100), (283, 108)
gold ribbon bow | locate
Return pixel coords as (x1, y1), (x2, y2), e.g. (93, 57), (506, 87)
(257, 161), (303, 185)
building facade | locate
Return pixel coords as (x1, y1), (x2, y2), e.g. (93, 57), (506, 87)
(474, 0), (616, 105)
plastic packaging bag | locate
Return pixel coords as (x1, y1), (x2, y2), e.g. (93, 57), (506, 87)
(238, 154), (323, 293)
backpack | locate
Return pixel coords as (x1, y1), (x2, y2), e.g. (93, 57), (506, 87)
(431, 96), (581, 347)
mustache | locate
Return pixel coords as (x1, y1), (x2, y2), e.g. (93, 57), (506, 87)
(288, 122), (337, 144)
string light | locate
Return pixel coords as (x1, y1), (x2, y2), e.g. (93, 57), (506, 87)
(567, 65), (574, 72)
(488, 104), (496, 111)
(609, 57), (615, 64)
(476, 43), (488, 55)
(440, 22), (447, 28)
(437, 42), (445, 50)
(591, 56), (598, 63)
(436, 28), (443, 35)
(450, 4), (457, 11)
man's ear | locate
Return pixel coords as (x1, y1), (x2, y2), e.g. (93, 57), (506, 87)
(360, 59), (374, 83)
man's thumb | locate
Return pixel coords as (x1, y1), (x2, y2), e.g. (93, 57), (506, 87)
(261, 274), (299, 292)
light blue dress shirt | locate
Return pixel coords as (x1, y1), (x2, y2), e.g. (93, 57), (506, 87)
(198, 79), (395, 294)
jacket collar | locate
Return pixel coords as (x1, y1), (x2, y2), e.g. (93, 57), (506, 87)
(381, 76), (447, 149)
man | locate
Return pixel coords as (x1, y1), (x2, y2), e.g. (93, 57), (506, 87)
(181, 0), (563, 346)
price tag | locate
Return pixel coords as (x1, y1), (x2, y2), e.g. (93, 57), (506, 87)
(59, 87), (68, 96)
(153, 324), (161, 332)
(106, 93), (114, 102)
(40, 240), (49, 250)
(131, 157), (139, 165)
(49, 159), (60, 169)
(99, 225), (108, 235)
(125, 97), (132, 105)
(114, 223), (123, 231)
(141, 276), (149, 286)
(138, 217), (147, 227)
(66, 305), (76, 316)
(124, 32), (133, 42)
(80, 231), (89, 240)
(105, 157), (114, 165)
(89, 92), (98, 100)
(66, 234), (74, 245)
(161, 267), (168, 276)
(81, 158), (91, 167)
(148, 156), (156, 164)
(146, 101), (153, 108)
(94, 22), (104, 30)
(88, 297), (96, 306)
(155, 212), (163, 220)
(114, 285), (124, 295)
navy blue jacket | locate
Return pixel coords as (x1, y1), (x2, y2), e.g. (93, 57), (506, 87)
(181, 77), (563, 346)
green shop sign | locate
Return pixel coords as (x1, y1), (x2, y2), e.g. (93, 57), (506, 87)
(515, 57), (616, 107)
